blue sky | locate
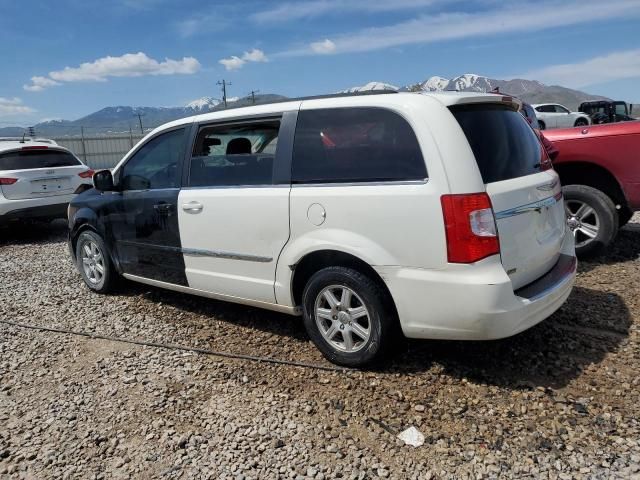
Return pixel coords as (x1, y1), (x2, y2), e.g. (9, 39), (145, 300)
(1, 0), (639, 125)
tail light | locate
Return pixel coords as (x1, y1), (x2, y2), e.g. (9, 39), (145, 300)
(0, 178), (18, 185)
(21, 146), (48, 150)
(78, 169), (95, 178)
(441, 193), (500, 263)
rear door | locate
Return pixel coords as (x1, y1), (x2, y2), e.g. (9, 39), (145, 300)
(451, 104), (566, 289)
(177, 113), (295, 303)
(0, 148), (87, 200)
(113, 127), (189, 285)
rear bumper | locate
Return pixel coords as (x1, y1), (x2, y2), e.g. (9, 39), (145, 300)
(376, 231), (577, 340)
(0, 194), (74, 224)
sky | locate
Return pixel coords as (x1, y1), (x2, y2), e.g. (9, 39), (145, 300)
(1, 0), (639, 126)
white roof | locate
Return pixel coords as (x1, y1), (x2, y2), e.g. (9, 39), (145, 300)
(148, 91), (519, 137)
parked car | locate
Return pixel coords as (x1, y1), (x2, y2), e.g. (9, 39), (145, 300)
(532, 103), (591, 130)
(0, 139), (94, 226)
(68, 91), (576, 367)
(578, 100), (635, 124)
(543, 121), (640, 256)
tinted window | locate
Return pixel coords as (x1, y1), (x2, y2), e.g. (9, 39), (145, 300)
(521, 104), (540, 129)
(535, 105), (554, 113)
(554, 105), (569, 114)
(189, 120), (279, 187)
(0, 149), (80, 170)
(451, 104), (543, 184)
(120, 128), (185, 190)
(292, 108), (426, 184)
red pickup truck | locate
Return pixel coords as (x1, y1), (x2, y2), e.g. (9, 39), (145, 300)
(543, 121), (640, 256)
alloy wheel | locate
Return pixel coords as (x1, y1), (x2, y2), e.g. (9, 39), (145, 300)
(565, 200), (600, 248)
(81, 240), (105, 285)
(314, 285), (371, 353)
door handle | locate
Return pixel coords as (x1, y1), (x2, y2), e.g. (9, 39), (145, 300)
(182, 201), (203, 213)
(153, 203), (174, 214)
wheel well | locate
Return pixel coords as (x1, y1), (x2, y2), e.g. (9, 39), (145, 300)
(555, 162), (627, 209)
(291, 250), (397, 312)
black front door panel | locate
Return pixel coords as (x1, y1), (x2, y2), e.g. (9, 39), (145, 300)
(116, 188), (187, 286)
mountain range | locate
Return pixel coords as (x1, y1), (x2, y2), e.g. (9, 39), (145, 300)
(0, 74), (609, 137)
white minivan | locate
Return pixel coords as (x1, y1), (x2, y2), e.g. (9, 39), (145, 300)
(68, 91), (577, 367)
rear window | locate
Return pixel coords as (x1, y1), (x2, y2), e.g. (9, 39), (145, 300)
(450, 104), (543, 184)
(0, 149), (81, 171)
(292, 107), (427, 184)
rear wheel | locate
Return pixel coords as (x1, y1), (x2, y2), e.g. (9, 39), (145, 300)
(563, 185), (618, 257)
(538, 120), (546, 130)
(76, 230), (116, 293)
(302, 267), (398, 368)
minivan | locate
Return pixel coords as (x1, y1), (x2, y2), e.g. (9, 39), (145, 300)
(68, 91), (577, 367)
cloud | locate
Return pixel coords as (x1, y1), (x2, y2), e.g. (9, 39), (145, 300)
(219, 49), (268, 71)
(310, 39), (336, 54)
(0, 97), (35, 116)
(250, 0), (439, 23)
(277, 0), (640, 56)
(23, 76), (61, 92)
(520, 49), (640, 88)
(23, 52), (201, 91)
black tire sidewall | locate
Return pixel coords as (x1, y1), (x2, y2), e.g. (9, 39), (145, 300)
(538, 121), (546, 130)
(563, 185), (618, 257)
(76, 231), (112, 293)
(302, 267), (394, 368)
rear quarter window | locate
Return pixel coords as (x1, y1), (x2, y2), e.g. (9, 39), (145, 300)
(292, 107), (427, 184)
(0, 149), (81, 170)
(450, 104), (544, 184)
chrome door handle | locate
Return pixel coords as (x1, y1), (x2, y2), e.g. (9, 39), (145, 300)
(182, 201), (203, 213)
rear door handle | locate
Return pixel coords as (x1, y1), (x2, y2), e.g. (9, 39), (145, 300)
(153, 203), (174, 214)
(182, 201), (203, 213)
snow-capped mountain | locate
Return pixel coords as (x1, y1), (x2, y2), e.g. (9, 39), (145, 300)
(403, 74), (608, 108)
(185, 96), (220, 110)
(340, 82), (399, 93)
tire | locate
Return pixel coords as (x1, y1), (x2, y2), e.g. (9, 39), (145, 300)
(574, 118), (588, 127)
(538, 120), (546, 130)
(302, 267), (399, 368)
(75, 230), (116, 293)
(563, 185), (619, 257)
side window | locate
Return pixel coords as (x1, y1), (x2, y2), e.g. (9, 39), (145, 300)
(536, 105), (553, 113)
(120, 128), (186, 190)
(292, 107), (427, 184)
(188, 119), (280, 187)
(554, 105), (570, 114)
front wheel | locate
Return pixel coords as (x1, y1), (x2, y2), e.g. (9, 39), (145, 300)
(563, 185), (618, 257)
(75, 230), (116, 293)
(574, 118), (589, 127)
(302, 267), (399, 368)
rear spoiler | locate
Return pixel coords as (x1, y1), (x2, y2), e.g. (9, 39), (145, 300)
(445, 95), (522, 112)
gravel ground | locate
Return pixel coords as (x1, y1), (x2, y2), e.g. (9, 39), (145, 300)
(1, 216), (639, 479)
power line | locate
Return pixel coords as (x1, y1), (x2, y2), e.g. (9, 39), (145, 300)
(217, 79), (232, 108)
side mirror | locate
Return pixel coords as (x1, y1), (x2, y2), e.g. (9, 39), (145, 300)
(93, 169), (115, 192)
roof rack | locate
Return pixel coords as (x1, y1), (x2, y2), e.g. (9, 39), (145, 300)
(221, 89), (400, 110)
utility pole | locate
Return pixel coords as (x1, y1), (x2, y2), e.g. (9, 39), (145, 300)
(134, 113), (145, 134)
(217, 80), (231, 108)
(247, 89), (260, 105)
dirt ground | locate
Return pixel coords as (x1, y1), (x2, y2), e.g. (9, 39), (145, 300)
(1, 218), (639, 479)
